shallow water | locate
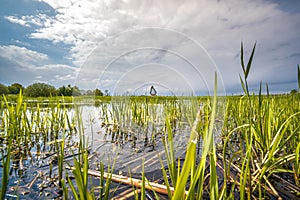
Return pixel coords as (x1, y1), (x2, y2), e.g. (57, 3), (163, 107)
(0, 100), (223, 199)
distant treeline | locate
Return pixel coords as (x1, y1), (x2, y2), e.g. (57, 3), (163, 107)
(0, 82), (108, 97)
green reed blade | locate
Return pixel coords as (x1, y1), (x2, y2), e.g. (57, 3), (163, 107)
(239, 75), (248, 96)
(145, 177), (160, 200)
(298, 64), (300, 92)
(241, 42), (246, 75)
(240, 129), (253, 200)
(0, 140), (11, 200)
(245, 42), (256, 79)
(99, 162), (104, 199)
(209, 72), (219, 200)
(268, 112), (300, 160)
(61, 178), (69, 200)
(141, 159), (145, 200)
(67, 171), (80, 200)
(159, 156), (172, 198)
(164, 115), (176, 186)
(173, 140), (196, 199)
(295, 142), (300, 186)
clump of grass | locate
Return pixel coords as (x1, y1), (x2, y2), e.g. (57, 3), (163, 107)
(0, 103), (12, 200)
(158, 73), (219, 199)
(221, 43), (300, 199)
(66, 105), (114, 200)
(0, 92), (23, 199)
(67, 149), (94, 200)
(0, 92), (79, 198)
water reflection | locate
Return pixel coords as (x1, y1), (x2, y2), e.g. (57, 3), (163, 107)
(0, 98), (223, 199)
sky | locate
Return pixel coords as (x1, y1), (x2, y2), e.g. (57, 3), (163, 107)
(0, 0), (299, 95)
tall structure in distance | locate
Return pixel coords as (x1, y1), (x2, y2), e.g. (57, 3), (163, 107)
(150, 86), (157, 96)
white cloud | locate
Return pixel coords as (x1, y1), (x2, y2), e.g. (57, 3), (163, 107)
(73, 28), (223, 95)
(0, 45), (48, 67)
(5, 14), (54, 27)
(3, 0), (300, 93)
(5, 16), (30, 27)
(0, 45), (78, 87)
(33, 64), (79, 82)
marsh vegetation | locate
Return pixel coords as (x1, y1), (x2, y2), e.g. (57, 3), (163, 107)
(0, 44), (300, 199)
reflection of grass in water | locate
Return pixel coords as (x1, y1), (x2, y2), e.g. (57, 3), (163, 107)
(0, 92), (79, 198)
(99, 96), (205, 152)
(0, 95), (13, 199)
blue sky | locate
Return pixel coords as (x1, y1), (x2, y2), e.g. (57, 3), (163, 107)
(0, 0), (299, 95)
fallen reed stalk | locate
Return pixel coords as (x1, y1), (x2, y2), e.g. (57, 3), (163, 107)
(66, 166), (188, 196)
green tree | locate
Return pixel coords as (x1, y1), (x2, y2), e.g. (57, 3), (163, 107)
(58, 85), (67, 96)
(94, 88), (103, 96)
(8, 83), (24, 94)
(25, 83), (57, 97)
(0, 83), (9, 95)
(57, 85), (81, 96)
(291, 89), (298, 95)
(65, 85), (73, 96)
(104, 89), (110, 96)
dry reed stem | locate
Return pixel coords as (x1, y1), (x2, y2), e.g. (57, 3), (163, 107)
(66, 166), (188, 196)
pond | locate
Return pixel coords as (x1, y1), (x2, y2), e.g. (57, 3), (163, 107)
(1, 98), (221, 199)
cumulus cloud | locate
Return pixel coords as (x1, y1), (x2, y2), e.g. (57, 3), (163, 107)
(33, 64), (79, 83)
(0, 45), (48, 67)
(73, 28), (224, 95)
(0, 45), (78, 86)
(5, 14), (54, 27)
(5, 16), (31, 27)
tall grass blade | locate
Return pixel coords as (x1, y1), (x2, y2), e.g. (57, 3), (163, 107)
(245, 42), (256, 79)
(141, 160), (145, 200)
(159, 156), (172, 198)
(241, 42), (246, 75)
(163, 116), (177, 186)
(295, 142), (300, 186)
(0, 140), (11, 200)
(240, 42), (256, 95)
(239, 75), (248, 96)
(173, 141), (196, 199)
(61, 179), (69, 200)
(298, 64), (300, 93)
(67, 172), (80, 200)
(209, 72), (219, 200)
(176, 72), (219, 199)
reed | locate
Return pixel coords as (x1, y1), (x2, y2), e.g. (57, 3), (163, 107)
(221, 43), (300, 199)
(0, 95), (14, 200)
